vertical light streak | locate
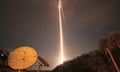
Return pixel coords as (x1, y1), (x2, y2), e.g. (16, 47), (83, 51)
(58, 0), (64, 64)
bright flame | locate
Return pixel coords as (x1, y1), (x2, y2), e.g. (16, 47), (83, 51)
(58, 0), (64, 64)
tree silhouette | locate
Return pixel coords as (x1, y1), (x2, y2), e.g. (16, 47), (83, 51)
(107, 31), (120, 72)
(98, 37), (108, 52)
(108, 31), (120, 49)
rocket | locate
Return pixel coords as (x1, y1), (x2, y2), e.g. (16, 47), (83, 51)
(58, 0), (62, 8)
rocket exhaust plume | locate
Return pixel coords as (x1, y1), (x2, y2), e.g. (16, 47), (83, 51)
(58, 0), (64, 64)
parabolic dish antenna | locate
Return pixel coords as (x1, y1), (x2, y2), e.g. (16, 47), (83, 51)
(8, 46), (38, 70)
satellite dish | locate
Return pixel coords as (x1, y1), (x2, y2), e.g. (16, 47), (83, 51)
(8, 46), (38, 70)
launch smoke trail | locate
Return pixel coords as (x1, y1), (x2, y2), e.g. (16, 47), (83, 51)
(58, 0), (64, 64)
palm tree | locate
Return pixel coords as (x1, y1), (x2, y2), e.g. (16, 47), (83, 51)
(105, 48), (120, 72)
(98, 37), (120, 72)
(107, 31), (120, 72)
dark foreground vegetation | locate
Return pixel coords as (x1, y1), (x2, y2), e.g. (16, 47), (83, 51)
(52, 48), (120, 72)
(0, 31), (120, 72)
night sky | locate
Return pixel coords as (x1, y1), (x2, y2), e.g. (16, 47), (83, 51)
(0, 0), (120, 70)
